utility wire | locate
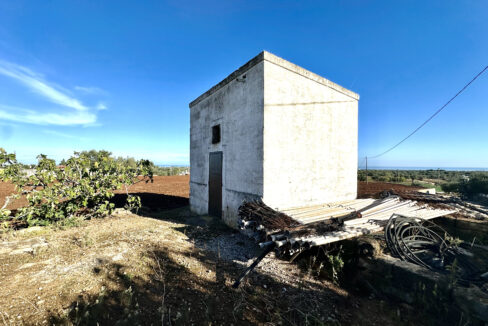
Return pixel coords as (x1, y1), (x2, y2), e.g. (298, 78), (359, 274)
(369, 65), (488, 159)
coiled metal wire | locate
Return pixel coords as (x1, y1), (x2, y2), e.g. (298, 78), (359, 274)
(385, 214), (486, 288)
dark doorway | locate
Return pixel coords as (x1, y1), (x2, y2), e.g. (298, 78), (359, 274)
(208, 151), (223, 218)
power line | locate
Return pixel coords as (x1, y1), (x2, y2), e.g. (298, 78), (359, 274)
(369, 65), (488, 159)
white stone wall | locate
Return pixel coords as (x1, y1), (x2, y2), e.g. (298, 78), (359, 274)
(262, 59), (358, 210)
(189, 62), (264, 226)
(190, 51), (359, 227)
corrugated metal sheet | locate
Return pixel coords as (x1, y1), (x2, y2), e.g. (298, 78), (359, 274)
(246, 196), (456, 250)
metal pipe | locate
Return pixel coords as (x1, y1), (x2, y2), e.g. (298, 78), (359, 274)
(232, 243), (276, 288)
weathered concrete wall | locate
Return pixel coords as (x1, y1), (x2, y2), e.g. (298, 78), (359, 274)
(190, 51), (359, 226)
(262, 55), (358, 210)
(358, 255), (488, 324)
(189, 62), (264, 226)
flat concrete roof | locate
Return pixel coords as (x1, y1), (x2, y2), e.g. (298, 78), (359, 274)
(189, 51), (360, 107)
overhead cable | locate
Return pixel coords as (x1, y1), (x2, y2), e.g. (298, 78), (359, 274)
(370, 65), (488, 159)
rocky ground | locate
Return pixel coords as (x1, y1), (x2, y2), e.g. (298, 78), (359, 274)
(0, 206), (428, 325)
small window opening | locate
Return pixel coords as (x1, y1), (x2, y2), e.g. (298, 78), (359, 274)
(212, 124), (221, 144)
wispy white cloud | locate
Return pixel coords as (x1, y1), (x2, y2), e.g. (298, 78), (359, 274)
(81, 122), (103, 128)
(0, 60), (90, 111)
(74, 86), (107, 95)
(0, 59), (104, 126)
(96, 102), (108, 110)
(0, 104), (96, 126)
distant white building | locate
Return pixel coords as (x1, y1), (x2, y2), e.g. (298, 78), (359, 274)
(189, 51), (359, 227)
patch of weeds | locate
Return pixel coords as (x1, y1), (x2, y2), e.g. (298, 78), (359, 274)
(0, 221), (11, 234)
(445, 234), (463, 247)
(297, 245), (345, 285)
(59, 286), (109, 325)
(324, 250), (345, 285)
(56, 216), (86, 229)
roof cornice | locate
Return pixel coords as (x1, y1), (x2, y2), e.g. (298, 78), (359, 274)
(189, 51), (359, 108)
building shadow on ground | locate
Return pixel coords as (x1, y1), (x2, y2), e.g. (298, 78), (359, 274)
(47, 205), (439, 326)
(47, 238), (354, 325)
(112, 193), (189, 211)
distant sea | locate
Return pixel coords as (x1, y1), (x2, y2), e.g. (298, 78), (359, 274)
(360, 166), (488, 171)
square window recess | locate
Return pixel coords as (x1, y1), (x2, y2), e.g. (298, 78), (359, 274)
(212, 125), (221, 144)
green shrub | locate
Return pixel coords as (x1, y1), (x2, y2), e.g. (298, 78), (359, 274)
(441, 182), (459, 193)
(150, 165), (188, 176)
(458, 173), (488, 198)
(0, 148), (153, 226)
(358, 170), (367, 181)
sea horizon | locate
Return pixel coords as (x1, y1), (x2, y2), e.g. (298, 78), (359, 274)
(359, 166), (488, 171)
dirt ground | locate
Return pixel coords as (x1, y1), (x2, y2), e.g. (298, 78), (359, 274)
(112, 175), (190, 211)
(357, 181), (422, 198)
(0, 176), (431, 325)
(1, 177), (424, 211)
(120, 175), (190, 199)
(0, 182), (27, 210)
(0, 207), (428, 326)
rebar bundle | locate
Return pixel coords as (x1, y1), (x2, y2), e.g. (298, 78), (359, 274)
(238, 200), (349, 246)
(239, 200), (299, 231)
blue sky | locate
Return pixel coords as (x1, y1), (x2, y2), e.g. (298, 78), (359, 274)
(0, 1), (487, 167)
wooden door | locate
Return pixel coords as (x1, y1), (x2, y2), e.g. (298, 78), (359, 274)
(208, 152), (223, 218)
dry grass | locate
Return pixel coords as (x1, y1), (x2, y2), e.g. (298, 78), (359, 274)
(0, 207), (425, 325)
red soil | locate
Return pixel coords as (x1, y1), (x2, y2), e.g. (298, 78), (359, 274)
(1, 177), (424, 211)
(358, 181), (422, 198)
(116, 175), (189, 198)
(0, 175), (190, 211)
(0, 182), (28, 210)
